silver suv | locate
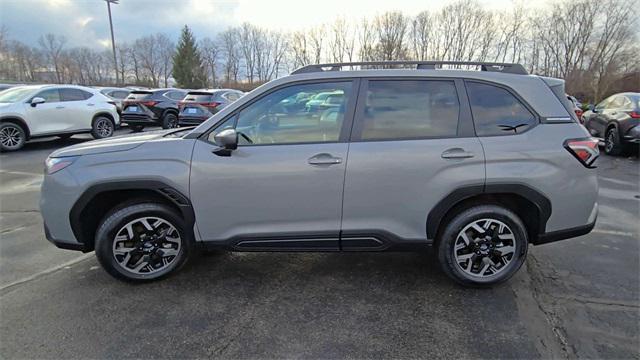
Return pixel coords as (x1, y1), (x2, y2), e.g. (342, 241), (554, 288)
(40, 61), (599, 286)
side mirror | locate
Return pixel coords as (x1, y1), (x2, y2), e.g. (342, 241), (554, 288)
(589, 104), (596, 112)
(31, 97), (46, 107)
(212, 128), (238, 156)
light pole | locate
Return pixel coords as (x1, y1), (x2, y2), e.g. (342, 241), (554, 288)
(104, 0), (119, 85)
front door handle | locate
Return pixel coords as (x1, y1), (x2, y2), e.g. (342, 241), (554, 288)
(55, 106), (65, 109)
(441, 148), (475, 159)
(308, 153), (342, 165)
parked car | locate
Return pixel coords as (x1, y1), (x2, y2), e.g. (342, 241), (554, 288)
(567, 94), (583, 123)
(0, 84), (119, 151)
(121, 88), (187, 131)
(0, 84), (18, 92)
(582, 92), (640, 155)
(98, 87), (131, 115)
(304, 91), (344, 113)
(40, 61), (598, 287)
(178, 89), (243, 126)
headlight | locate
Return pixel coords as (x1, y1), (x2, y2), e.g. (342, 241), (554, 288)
(45, 156), (79, 174)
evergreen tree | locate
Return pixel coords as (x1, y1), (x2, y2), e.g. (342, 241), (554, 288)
(172, 25), (206, 88)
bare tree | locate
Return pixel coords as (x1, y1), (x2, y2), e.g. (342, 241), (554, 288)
(358, 18), (377, 62)
(329, 18), (356, 63)
(219, 28), (241, 83)
(156, 33), (175, 87)
(374, 12), (409, 61)
(308, 26), (325, 64)
(291, 30), (311, 68)
(200, 37), (219, 87)
(38, 33), (67, 83)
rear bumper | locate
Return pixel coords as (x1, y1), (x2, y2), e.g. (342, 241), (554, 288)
(623, 125), (640, 143)
(533, 202), (597, 245)
(178, 116), (207, 126)
(533, 220), (596, 245)
(121, 114), (158, 126)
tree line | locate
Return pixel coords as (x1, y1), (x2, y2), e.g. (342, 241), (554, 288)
(0, 0), (637, 101)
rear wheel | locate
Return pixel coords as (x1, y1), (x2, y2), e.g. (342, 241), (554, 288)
(437, 205), (528, 287)
(91, 116), (114, 139)
(0, 122), (26, 151)
(161, 113), (178, 129)
(95, 202), (192, 282)
(604, 127), (627, 156)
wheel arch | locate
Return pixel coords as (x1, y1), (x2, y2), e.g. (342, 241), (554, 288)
(69, 180), (195, 251)
(427, 184), (551, 245)
(1, 116), (31, 139)
(92, 112), (115, 126)
(162, 108), (179, 118)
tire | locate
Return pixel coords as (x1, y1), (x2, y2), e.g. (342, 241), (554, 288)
(604, 126), (627, 156)
(0, 122), (26, 151)
(437, 205), (528, 287)
(130, 125), (145, 132)
(161, 112), (178, 129)
(91, 116), (115, 139)
(95, 202), (193, 282)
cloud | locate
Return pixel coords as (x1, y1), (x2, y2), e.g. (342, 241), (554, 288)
(1, 0), (549, 49)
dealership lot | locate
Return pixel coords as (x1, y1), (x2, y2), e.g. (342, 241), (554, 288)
(0, 133), (638, 358)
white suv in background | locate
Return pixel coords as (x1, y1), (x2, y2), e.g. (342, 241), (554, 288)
(0, 85), (120, 151)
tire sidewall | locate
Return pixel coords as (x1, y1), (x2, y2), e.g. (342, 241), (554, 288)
(91, 116), (115, 139)
(0, 122), (26, 151)
(438, 205), (528, 287)
(95, 203), (192, 282)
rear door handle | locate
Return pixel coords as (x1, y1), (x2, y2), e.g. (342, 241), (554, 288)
(308, 153), (342, 165)
(55, 106), (65, 109)
(441, 148), (475, 159)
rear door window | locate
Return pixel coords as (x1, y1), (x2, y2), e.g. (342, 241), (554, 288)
(465, 82), (536, 136)
(60, 88), (92, 101)
(353, 80), (460, 141)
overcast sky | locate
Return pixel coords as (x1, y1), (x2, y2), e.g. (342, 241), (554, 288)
(1, 0), (548, 49)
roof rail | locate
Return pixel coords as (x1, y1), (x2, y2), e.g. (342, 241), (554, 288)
(291, 61), (528, 75)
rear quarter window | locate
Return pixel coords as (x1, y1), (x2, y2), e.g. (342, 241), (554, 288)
(466, 82), (537, 136)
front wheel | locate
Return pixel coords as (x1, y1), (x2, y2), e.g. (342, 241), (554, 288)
(161, 113), (178, 129)
(91, 116), (115, 139)
(0, 122), (26, 151)
(437, 205), (528, 287)
(95, 202), (192, 282)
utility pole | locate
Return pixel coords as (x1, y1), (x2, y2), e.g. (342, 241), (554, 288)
(105, 0), (119, 85)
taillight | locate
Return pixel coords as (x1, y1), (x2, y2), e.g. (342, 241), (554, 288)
(575, 109), (584, 124)
(628, 111), (640, 119)
(203, 102), (221, 108)
(141, 100), (157, 107)
(564, 138), (599, 168)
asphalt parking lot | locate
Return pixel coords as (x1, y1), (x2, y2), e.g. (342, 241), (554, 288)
(0, 131), (638, 359)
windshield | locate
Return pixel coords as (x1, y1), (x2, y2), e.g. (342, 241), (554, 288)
(0, 87), (36, 103)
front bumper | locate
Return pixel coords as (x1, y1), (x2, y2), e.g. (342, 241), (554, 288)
(44, 223), (87, 252)
(40, 169), (85, 251)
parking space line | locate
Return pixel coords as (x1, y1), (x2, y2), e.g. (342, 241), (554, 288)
(592, 229), (636, 237)
(0, 253), (94, 294)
